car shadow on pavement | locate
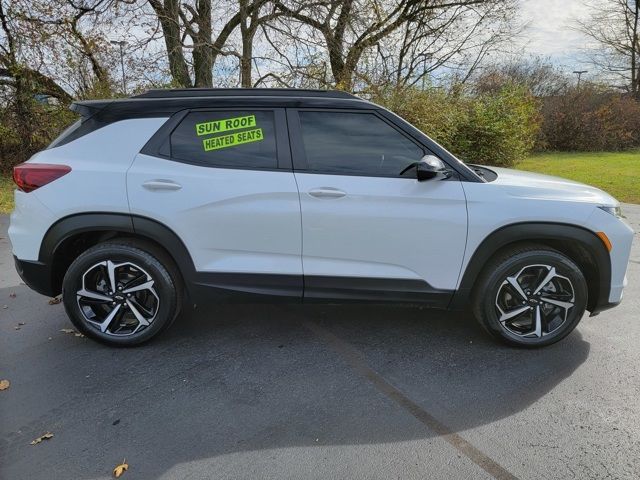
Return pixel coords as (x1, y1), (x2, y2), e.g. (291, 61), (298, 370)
(0, 288), (590, 479)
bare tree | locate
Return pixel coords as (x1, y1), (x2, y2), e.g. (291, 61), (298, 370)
(238, 0), (288, 87)
(576, 0), (639, 99)
(0, 0), (77, 164)
(270, 0), (509, 90)
(23, 0), (114, 90)
(0, 0), (77, 101)
(472, 57), (570, 97)
(146, 0), (274, 87)
(146, 0), (192, 86)
(359, 0), (518, 91)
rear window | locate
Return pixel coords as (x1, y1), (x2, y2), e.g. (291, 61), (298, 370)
(170, 110), (277, 169)
(47, 120), (82, 149)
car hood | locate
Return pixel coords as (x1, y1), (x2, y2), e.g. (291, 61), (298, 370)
(488, 166), (618, 206)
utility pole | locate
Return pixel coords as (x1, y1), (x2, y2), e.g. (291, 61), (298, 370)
(110, 40), (127, 95)
(572, 70), (588, 88)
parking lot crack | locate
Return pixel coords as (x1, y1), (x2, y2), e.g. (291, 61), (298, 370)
(303, 319), (520, 480)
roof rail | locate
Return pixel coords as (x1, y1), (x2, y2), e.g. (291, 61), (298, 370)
(134, 88), (357, 100)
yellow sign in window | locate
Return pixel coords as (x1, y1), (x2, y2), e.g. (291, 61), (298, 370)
(195, 115), (257, 136)
(202, 128), (264, 151)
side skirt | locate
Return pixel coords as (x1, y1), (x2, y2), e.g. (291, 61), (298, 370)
(188, 272), (453, 308)
(304, 275), (453, 307)
(191, 272), (303, 304)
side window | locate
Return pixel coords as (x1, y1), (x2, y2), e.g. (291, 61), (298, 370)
(171, 110), (277, 169)
(298, 111), (424, 176)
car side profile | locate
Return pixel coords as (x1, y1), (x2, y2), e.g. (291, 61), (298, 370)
(9, 88), (634, 347)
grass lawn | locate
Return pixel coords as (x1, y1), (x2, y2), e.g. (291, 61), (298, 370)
(516, 150), (640, 204)
(0, 175), (13, 214)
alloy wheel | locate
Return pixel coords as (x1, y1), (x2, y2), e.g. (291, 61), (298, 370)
(76, 260), (160, 336)
(495, 264), (575, 339)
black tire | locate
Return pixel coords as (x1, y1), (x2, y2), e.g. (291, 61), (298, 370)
(62, 241), (182, 346)
(472, 244), (588, 348)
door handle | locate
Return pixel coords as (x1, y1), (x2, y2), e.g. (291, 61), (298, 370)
(142, 179), (182, 191)
(308, 187), (346, 199)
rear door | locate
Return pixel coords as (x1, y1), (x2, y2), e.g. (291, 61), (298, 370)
(288, 108), (468, 305)
(127, 108), (303, 298)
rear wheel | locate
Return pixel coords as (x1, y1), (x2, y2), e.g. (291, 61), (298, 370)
(472, 245), (588, 347)
(62, 242), (181, 346)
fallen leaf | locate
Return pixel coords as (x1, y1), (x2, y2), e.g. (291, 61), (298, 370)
(30, 432), (53, 445)
(0, 379), (9, 391)
(61, 328), (85, 337)
(48, 297), (62, 305)
(9, 292), (16, 298)
(113, 459), (129, 478)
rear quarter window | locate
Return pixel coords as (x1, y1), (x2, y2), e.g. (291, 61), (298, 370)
(47, 120), (82, 149)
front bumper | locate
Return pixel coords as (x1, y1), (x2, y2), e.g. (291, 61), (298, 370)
(586, 207), (634, 306)
(14, 256), (57, 297)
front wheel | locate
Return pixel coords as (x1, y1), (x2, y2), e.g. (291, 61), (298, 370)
(472, 245), (588, 348)
(62, 241), (181, 346)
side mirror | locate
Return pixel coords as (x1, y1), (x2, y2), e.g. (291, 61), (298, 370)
(400, 155), (448, 181)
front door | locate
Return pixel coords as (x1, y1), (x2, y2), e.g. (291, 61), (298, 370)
(288, 109), (467, 305)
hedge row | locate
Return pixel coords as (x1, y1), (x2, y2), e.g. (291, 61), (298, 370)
(538, 87), (640, 151)
(377, 84), (540, 167)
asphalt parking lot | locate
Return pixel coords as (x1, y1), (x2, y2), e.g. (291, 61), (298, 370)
(1, 206), (639, 480)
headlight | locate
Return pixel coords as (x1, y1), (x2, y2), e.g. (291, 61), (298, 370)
(598, 205), (624, 218)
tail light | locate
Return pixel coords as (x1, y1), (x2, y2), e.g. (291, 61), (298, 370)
(13, 163), (72, 193)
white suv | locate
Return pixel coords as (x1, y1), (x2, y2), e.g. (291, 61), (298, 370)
(8, 88), (634, 347)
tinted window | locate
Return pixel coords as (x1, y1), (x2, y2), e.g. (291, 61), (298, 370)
(298, 111), (423, 176)
(171, 110), (277, 168)
(47, 120), (82, 149)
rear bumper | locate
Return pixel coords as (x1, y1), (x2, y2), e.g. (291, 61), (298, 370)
(14, 256), (56, 297)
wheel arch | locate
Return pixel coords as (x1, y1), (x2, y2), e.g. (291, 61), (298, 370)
(40, 213), (196, 298)
(451, 222), (611, 312)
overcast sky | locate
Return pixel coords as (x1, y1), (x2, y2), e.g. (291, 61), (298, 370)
(518, 0), (594, 73)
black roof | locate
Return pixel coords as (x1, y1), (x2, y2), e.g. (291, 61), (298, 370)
(72, 88), (371, 121)
(134, 88), (357, 99)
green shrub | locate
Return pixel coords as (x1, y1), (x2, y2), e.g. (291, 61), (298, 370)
(374, 87), (468, 151)
(456, 84), (540, 167)
(376, 84), (540, 167)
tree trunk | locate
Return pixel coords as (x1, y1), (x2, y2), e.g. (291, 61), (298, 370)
(12, 72), (35, 154)
(69, 19), (110, 88)
(326, 33), (349, 89)
(239, 0), (253, 87)
(240, 36), (253, 88)
(193, 0), (213, 87)
(633, 1), (639, 99)
(152, 0), (192, 87)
